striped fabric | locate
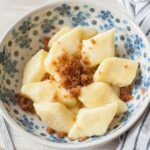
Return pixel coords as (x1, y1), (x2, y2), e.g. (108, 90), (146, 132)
(117, 106), (150, 150)
(117, 0), (150, 150)
(118, 0), (150, 39)
(0, 114), (14, 150)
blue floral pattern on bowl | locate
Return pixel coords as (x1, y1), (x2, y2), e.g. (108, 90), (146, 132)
(0, 1), (150, 146)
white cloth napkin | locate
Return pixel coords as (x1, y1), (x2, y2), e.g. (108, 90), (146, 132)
(117, 0), (150, 150)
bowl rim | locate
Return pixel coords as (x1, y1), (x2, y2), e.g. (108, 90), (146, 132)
(0, 0), (150, 149)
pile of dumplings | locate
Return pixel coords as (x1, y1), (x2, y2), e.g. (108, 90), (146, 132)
(21, 27), (138, 140)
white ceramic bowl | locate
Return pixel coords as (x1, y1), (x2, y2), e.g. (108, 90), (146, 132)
(0, 0), (150, 149)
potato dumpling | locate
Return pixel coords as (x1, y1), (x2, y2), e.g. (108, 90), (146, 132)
(22, 50), (48, 85)
(34, 102), (75, 133)
(82, 28), (115, 67)
(56, 27), (82, 56)
(81, 27), (97, 40)
(94, 57), (138, 87)
(44, 42), (65, 82)
(68, 102), (117, 139)
(48, 27), (72, 48)
(21, 80), (77, 107)
(79, 82), (127, 114)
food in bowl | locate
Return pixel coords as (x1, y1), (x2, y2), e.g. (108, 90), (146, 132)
(16, 26), (138, 140)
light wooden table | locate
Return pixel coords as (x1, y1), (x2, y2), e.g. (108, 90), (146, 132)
(0, 0), (127, 149)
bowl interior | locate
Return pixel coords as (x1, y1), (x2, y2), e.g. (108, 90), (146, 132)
(0, 0), (150, 146)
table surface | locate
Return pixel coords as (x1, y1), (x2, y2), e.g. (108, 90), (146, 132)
(0, 0), (127, 149)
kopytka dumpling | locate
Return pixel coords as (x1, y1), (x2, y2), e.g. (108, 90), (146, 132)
(68, 102), (117, 139)
(79, 82), (127, 114)
(22, 50), (48, 85)
(34, 102), (75, 133)
(81, 28), (115, 67)
(94, 57), (138, 87)
(48, 27), (72, 48)
(21, 80), (77, 107)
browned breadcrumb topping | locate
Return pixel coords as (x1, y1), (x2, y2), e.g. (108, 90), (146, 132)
(55, 53), (95, 97)
(41, 73), (51, 81)
(56, 131), (68, 138)
(15, 93), (35, 113)
(46, 127), (56, 134)
(52, 60), (57, 65)
(82, 56), (91, 65)
(41, 73), (55, 81)
(69, 86), (81, 98)
(43, 37), (50, 51)
(91, 39), (96, 44)
(77, 101), (84, 108)
(120, 84), (134, 102)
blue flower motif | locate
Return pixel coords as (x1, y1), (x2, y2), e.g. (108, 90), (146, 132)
(41, 17), (58, 33)
(124, 34), (145, 59)
(12, 30), (32, 49)
(0, 87), (16, 105)
(18, 115), (34, 130)
(0, 47), (18, 76)
(99, 22), (114, 30)
(97, 10), (113, 20)
(54, 4), (72, 17)
(142, 74), (150, 88)
(97, 10), (114, 30)
(12, 17), (36, 49)
(3, 59), (18, 77)
(72, 11), (90, 27)
(16, 34), (32, 49)
(18, 17), (35, 34)
(0, 47), (10, 64)
(134, 35), (144, 49)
